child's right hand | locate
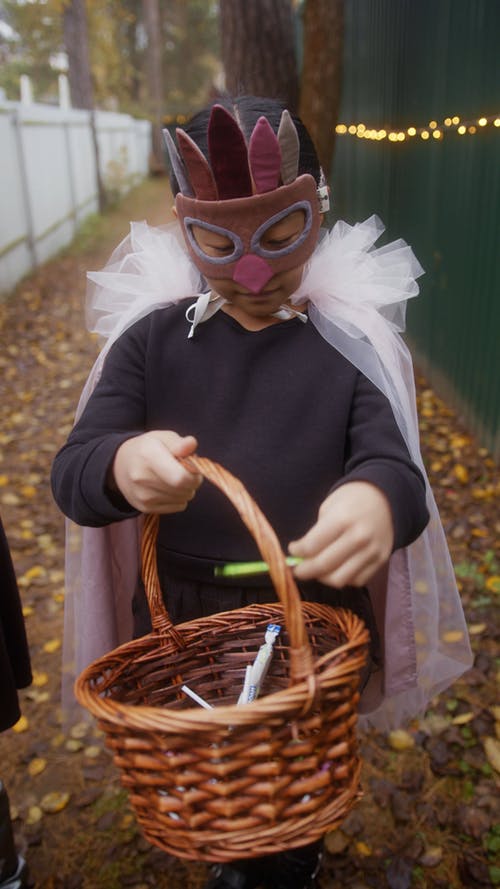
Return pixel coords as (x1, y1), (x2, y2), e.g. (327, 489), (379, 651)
(110, 431), (202, 514)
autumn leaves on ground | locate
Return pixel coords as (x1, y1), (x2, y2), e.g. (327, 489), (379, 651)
(0, 178), (498, 889)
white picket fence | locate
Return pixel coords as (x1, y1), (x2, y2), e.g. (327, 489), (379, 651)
(0, 86), (152, 294)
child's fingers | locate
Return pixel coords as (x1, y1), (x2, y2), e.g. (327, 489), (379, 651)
(148, 434), (202, 491)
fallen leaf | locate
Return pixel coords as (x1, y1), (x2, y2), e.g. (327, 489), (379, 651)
(387, 730), (415, 751)
(442, 630), (465, 643)
(452, 712), (475, 725)
(453, 464), (469, 484)
(43, 638), (61, 653)
(483, 737), (500, 773)
(468, 623), (487, 635)
(355, 841), (372, 856)
(70, 721), (91, 739)
(28, 758), (47, 777)
(324, 829), (350, 854)
(12, 715), (29, 733)
(26, 806), (43, 825)
(20, 485), (37, 499)
(32, 671), (49, 687)
(40, 792), (70, 814)
(1, 492), (21, 506)
(420, 846), (443, 867)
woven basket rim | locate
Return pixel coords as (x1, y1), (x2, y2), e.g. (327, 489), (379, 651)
(75, 602), (369, 731)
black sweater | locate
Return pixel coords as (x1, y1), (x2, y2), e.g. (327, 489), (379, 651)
(51, 304), (429, 561)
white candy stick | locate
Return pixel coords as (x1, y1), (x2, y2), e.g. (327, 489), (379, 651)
(246, 624), (281, 703)
(237, 665), (252, 705)
(181, 684), (213, 709)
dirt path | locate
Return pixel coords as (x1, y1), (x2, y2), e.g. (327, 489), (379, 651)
(0, 178), (498, 889)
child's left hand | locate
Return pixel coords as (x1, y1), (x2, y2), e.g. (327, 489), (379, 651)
(288, 481), (394, 588)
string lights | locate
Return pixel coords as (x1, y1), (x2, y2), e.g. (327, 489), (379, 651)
(335, 113), (500, 142)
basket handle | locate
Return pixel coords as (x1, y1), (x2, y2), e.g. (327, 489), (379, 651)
(141, 454), (314, 684)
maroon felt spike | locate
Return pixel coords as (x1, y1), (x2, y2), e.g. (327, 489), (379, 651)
(208, 105), (253, 199)
(248, 117), (282, 194)
(176, 129), (218, 200)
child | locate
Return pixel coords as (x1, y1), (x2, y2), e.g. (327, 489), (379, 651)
(51, 96), (472, 889)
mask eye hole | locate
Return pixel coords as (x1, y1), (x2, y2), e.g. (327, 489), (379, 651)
(183, 218), (243, 265)
(251, 202), (313, 259)
(259, 209), (306, 252)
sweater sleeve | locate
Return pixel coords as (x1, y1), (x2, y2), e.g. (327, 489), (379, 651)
(334, 371), (429, 551)
(51, 318), (150, 526)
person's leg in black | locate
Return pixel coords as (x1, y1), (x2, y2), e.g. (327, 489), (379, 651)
(203, 857), (267, 889)
(265, 840), (324, 889)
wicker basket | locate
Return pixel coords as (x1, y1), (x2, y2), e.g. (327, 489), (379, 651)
(75, 456), (369, 862)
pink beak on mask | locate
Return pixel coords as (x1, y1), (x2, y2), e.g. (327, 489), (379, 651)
(233, 255), (274, 293)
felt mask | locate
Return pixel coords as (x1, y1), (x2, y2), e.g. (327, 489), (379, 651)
(164, 105), (326, 293)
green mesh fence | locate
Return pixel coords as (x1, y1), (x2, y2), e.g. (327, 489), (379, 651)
(331, 0), (500, 457)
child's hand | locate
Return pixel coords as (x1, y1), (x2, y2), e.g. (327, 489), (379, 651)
(288, 481), (394, 588)
(110, 431), (202, 514)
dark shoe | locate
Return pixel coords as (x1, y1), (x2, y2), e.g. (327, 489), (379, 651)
(264, 842), (323, 889)
(0, 855), (30, 889)
(203, 861), (265, 889)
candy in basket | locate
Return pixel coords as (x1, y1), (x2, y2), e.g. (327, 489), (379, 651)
(74, 456), (369, 862)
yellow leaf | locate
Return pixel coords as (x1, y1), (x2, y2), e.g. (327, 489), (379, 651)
(355, 841), (372, 856)
(483, 737), (500, 774)
(468, 623), (486, 635)
(453, 464), (469, 484)
(70, 721), (90, 739)
(32, 671), (49, 687)
(12, 715), (29, 733)
(28, 757), (47, 777)
(471, 528), (488, 538)
(452, 712), (474, 725)
(26, 690), (50, 704)
(65, 739), (84, 753)
(387, 729), (415, 751)
(450, 435), (470, 449)
(485, 576), (500, 593)
(49, 570), (65, 584)
(84, 745), (102, 759)
(26, 806), (43, 825)
(25, 566), (45, 580)
(1, 492), (21, 506)
(53, 591), (65, 603)
(43, 638), (61, 654)
(22, 605), (34, 617)
(0, 474), (8, 486)
(40, 792), (70, 814)
(20, 485), (37, 499)
(442, 630), (465, 643)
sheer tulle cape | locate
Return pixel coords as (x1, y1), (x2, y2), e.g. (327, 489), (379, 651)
(62, 217), (472, 730)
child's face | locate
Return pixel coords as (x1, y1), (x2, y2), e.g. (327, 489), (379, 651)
(191, 209), (307, 318)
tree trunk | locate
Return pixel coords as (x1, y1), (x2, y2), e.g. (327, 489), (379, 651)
(219, 0), (299, 112)
(63, 0), (106, 210)
(299, 0), (344, 179)
(142, 0), (164, 172)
